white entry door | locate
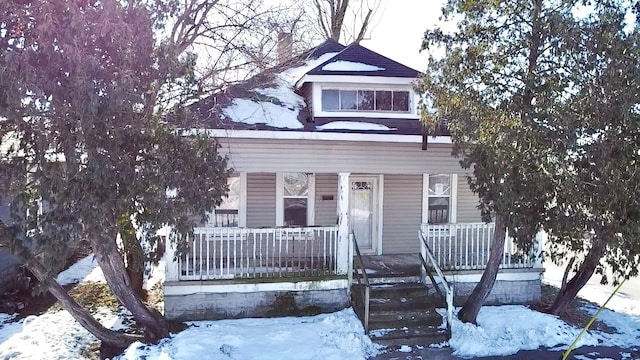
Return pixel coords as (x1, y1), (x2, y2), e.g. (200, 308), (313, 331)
(349, 177), (377, 254)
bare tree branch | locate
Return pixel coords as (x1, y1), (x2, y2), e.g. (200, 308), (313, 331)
(304, 0), (381, 43)
(354, 7), (373, 43)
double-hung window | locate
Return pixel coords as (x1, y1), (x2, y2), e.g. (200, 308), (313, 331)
(283, 173), (310, 226)
(277, 173), (315, 227)
(211, 175), (240, 227)
(427, 174), (451, 224)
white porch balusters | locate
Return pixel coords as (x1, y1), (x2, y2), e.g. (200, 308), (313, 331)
(336, 172), (351, 275)
(176, 226), (339, 280)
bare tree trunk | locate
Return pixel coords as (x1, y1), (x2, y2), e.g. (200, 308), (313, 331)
(330, 0), (349, 41)
(458, 214), (506, 324)
(90, 230), (169, 343)
(311, 0), (378, 43)
(354, 8), (373, 43)
(548, 242), (604, 315)
(24, 258), (142, 348)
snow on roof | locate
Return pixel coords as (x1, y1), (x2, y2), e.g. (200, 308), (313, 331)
(321, 60), (385, 72)
(306, 43), (419, 78)
(280, 52), (339, 84)
(316, 121), (396, 131)
(223, 98), (304, 129)
(222, 53), (339, 130)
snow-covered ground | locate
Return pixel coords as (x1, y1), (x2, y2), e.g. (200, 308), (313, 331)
(1, 255), (640, 359)
(544, 261), (640, 319)
(56, 254), (106, 285)
(119, 309), (380, 360)
(447, 304), (639, 358)
(0, 254), (128, 359)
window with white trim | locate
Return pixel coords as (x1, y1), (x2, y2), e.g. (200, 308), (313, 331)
(283, 173), (310, 226)
(211, 175), (240, 227)
(427, 174), (451, 224)
(321, 89), (410, 112)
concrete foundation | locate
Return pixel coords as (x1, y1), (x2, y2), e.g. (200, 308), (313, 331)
(164, 286), (349, 321)
(452, 279), (541, 306)
(424, 268), (544, 306)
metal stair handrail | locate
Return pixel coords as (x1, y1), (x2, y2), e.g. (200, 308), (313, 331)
(351, 231), (371, 332)
(419, 228), (454, 338)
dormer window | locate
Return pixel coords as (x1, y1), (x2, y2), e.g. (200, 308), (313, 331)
(321, 89), (410, 112)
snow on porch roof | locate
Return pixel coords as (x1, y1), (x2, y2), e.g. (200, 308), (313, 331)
(316, 121), (396, 131)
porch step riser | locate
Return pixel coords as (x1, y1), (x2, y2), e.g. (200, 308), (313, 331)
(371, 332), (448, 347)
(369, 316), (442, 329)
(369, 297), (440, 312)
(370, 287), (431, 299)
(368, 276), (421, 284)
(369, 324), (448, 347)
(352, 255), (450, 348)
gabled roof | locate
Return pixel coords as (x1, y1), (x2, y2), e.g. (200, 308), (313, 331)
(189, 39), (427, 136)
(305, 38), (346, 59)
(305, 43), (420, 78)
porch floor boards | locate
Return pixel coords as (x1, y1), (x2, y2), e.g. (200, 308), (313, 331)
(357, 254), (421, 280)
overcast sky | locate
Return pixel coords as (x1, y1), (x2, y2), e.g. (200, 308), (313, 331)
(360, 1), (447, 71)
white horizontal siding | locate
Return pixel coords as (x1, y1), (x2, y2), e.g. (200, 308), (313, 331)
(456, 175), (483, 223)
(382, 175), (422, 254)
(315, 173), (338, 226)
(246, 173), (276, 227)
(217, 138), (462, 174)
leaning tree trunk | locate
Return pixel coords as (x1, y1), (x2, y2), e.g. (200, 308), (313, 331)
(458, 214), (507, 324)
(124, 236), (145, 299)
(90, 229), (170, 343)
(548, 241), (605, 315)
(24, 257), (142, 348)
(118, 215), (145, 299)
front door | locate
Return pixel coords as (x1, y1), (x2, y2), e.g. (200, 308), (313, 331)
(350, 176), (377, 254)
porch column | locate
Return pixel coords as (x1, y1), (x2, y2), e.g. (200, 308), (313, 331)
(421, 174), (429, 224)
(532, 230), (546, 268)
(163, 226), (179, 282)
(336, 172), (350, 275)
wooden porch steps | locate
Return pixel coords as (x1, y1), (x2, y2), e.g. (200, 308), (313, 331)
(352, 280), (449, 348)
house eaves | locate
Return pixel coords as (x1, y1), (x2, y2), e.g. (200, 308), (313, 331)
(183, 128), (452, 144)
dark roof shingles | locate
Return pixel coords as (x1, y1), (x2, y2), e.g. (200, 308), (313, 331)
(189, 39), (427, 135)
(305, 43), (420, 78)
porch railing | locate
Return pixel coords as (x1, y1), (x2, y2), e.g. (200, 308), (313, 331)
(420, 223), (534, 271)
(351, 231), (371, 332)
(418, 229), (453, 339)
(177, 226), (339, 280)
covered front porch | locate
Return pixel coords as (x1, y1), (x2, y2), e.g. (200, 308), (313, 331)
(165, 222), (542, 281)
(163, 220), (543, 322)
(163, 167), (543, 323)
